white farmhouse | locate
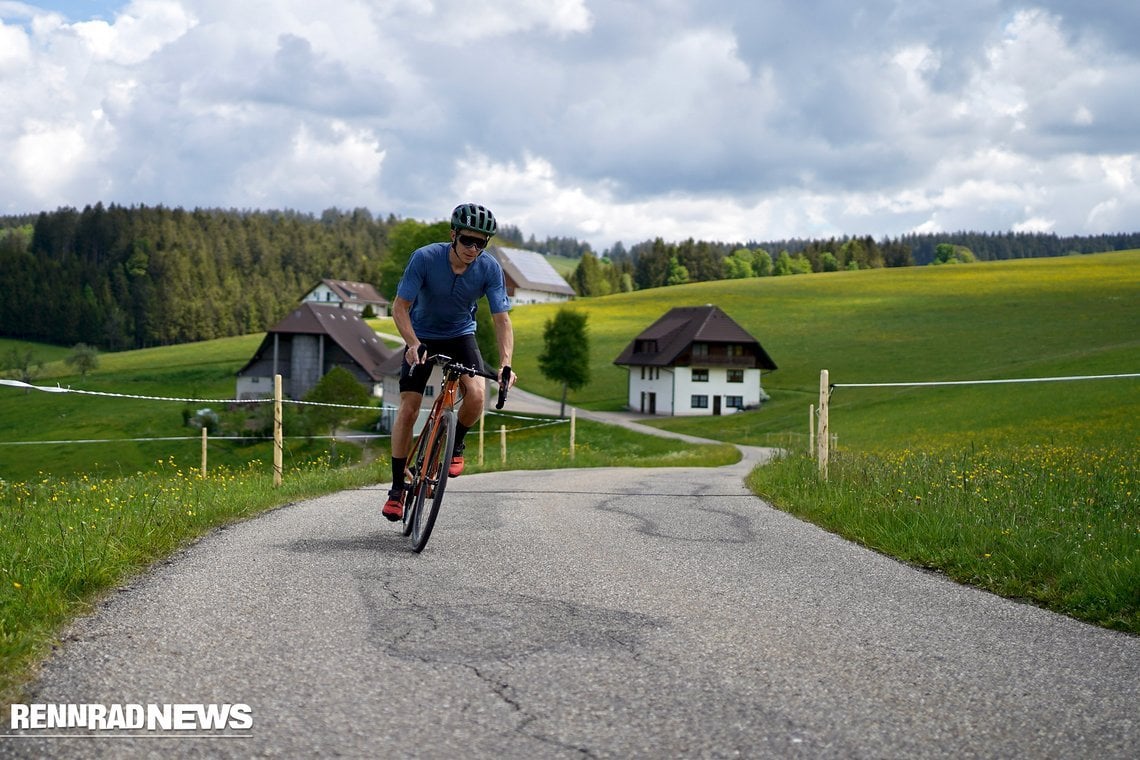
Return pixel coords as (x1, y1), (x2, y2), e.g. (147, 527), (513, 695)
(302, 279), (390, 316)
(488, 246), (576, 305)
(613, 305), (777, 416)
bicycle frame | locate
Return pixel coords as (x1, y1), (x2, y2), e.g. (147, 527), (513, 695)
(400, 354), (511, 552)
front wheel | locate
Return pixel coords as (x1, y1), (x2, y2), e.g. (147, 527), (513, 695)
(402, 428), (432, 538)
(410, 409), (456, 553)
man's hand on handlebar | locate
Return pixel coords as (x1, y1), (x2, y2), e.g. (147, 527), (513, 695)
(498, 365), (516, 389)
(404, 343), (427, 366)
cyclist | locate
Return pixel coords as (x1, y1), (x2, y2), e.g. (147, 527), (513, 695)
(383, 203), (516, 521)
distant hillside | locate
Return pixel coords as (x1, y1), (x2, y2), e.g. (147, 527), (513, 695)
(508, 250), (1140, 450)
(4, 203), (1138, 352)
(2, 250), (1136, 480)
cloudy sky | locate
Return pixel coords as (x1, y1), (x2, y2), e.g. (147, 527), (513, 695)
(1, 1), (1138, 251)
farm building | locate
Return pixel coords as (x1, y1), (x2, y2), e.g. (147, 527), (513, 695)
(302, 279), (390, 316)
(235, 303), (395, 400)
(613, 305), (777, 416)
(488, 246), (576, 305)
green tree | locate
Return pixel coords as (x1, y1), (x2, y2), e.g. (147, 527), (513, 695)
(724, 248), (755, 279)
(538, 308), (591, 418)
(571, 250), (609, 296)
(773, 251), (795, 276)
(665, 256), (690, 286)
(64, 343), (100, 377)
(933, 243), (977, 265)
(302, 367), (373, 438)
(377, 218), (451, 301)
(753, 248), (773, 277)
(2, 347), (43, 388)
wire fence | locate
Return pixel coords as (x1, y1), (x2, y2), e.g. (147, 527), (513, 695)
(813, 370), (1139, 478)
(0, 377), (569, 481)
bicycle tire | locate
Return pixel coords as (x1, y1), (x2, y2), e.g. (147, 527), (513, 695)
(410, 408), (456, 553)
(401, 427), (432, 538)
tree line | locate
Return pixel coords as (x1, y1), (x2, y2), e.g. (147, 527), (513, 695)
(565, 231), (1140, 295)
(3, 204), (1137, 350)
(1, 204), (388, 350)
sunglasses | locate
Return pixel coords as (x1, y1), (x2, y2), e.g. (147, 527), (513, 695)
(457, 233), (489, 250)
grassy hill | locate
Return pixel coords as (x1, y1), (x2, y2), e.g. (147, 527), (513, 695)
(507, 250), (1140, 451)
(1, 251), (1137, 482)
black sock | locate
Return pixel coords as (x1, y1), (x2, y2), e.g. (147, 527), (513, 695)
(391, 457), (406, 490)
(454, 423), (469, 454)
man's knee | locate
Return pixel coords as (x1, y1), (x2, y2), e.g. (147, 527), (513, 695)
(397, 394), (422, 420)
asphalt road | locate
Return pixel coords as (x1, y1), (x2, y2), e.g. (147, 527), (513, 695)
(4, 441), (1137, 758)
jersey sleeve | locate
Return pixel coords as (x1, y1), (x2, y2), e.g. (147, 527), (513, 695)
(485, 262), (511, 314)
(396, 248), (428, 302)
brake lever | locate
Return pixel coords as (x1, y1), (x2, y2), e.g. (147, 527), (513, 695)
(496, 366), (512, 410)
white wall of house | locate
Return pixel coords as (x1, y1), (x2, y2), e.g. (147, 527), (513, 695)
(626, 366), (674, 415)
(304, 284), (340, 305)
(627, 366), (766, 416)
(302, 284), (385, 314)
(236, 375), (273, 400)
(508, 287), (573, 306)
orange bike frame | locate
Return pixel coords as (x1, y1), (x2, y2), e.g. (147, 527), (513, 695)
(407, 370), (465, 481)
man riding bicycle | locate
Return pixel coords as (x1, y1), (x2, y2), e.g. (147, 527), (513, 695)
(383, 203), (517, 521)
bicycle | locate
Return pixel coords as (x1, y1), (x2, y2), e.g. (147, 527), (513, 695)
(399, 353), (511, 552)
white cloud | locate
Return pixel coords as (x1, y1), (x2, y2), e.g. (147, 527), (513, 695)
(73, 0), (195, 64)
(230, 120), (385, 209)
(0, 0), (1137, 249)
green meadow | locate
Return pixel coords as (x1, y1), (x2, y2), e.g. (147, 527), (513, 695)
(507, 250), (1139, 452)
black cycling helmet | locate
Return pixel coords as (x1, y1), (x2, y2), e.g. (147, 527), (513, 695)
(451, 203), (497, 236)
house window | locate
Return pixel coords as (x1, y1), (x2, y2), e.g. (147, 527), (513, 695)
(692, 369), (709, 382)
(726, 396), (744, 409)
(692, 342), (709, 357)
(424, 385), (434, 398)
(691, 394), (709, 409)
(727, 369), (744, 383)
(727, 344), (744, 357)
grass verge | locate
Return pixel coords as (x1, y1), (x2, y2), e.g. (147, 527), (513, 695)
(747, 443), (1139, 633)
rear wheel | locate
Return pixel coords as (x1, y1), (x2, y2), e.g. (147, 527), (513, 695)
(410, 409), (455, 553)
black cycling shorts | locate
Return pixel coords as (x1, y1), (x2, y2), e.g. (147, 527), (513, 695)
(398, 334), (487, 395)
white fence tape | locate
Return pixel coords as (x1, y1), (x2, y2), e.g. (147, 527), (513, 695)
(0, 378), (565, 447)
(832, 372), (1139, 389)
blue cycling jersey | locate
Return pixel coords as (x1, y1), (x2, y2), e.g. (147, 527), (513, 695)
(396, 242), (510, 340)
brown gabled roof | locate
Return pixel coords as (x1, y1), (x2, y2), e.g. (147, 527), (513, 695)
(238, 302), (395, 381)
(613, 305), (777, 370)
(315, 279), (390, 308)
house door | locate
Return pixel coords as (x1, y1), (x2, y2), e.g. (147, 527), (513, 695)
(642, 391), (661, 417)
(713, 396), (722, 415)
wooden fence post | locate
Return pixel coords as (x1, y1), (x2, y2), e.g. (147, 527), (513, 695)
(478, 411), (485, 466)
(817, 370), (829, 480)
(201, 427), (208, 477)
(809, 404), (815, 458)
(274, 374), (283, 487)
(500, 425), (507, 465)
(570, 408), (576, 460)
